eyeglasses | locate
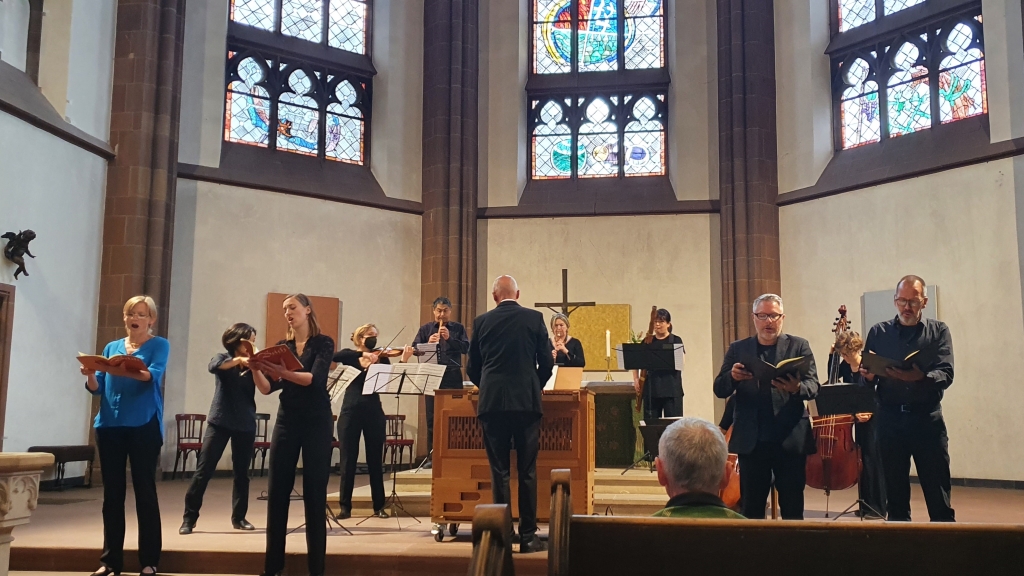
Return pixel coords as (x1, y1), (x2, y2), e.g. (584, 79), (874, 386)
(753, 313), (783, 322)
(895, 298), (924, 308)
(125, 313), (150, 319)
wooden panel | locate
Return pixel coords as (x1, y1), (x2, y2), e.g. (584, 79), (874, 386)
(0, 283), (13, 451)
(430, 389), (595, 523)
(569, 304), (630, 370)
(264, 293), (340, 349)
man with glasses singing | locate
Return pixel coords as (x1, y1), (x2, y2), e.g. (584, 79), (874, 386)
(860, 275), (955, 521)
(713, 294), (819, 519)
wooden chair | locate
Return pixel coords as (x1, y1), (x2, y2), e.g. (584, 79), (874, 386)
(467, 504), (514, 576)
(251, 413), (271, 477)
(173, 414), (205, 479)
(331, 414), (341, 473)
(383, 414), (414, 471)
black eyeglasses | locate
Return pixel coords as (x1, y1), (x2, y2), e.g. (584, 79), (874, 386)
(753, 313), (783, 322)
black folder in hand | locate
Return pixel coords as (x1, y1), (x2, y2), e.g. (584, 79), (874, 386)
(739, 355), (812, 382)
(860, 349), (936, 375)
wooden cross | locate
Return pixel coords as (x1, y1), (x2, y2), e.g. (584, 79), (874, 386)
(535, 269), (596, 316)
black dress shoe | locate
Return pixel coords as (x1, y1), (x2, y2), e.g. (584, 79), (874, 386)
(232, 519), (256, 530)
(90, 566), (119, 576)
(337, 510), (352, 520)
(178, 521), (194, 535)
(519, 536), (547, 554)
(372, 509), (390, 519)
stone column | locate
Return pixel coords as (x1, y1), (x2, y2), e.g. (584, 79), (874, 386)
(0, 453), (53, 576)
(717, 0), (782, 346)
(97, 0), (185, 346)
(420, 0), (479, 328)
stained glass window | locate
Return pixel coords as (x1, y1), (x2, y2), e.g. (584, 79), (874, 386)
(326, 79), (365, 164)
(838, 0), (926, 33)
(532, 0), (664, 74)
(277, 68), (321, 156)
(225, 55), (271, 147)
(831, 9), (987, 150)
(529, 92), (666, 179)
(229, 0), (368, 56)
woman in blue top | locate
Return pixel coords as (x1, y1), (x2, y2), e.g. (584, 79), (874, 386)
(81, 295), (169, 576)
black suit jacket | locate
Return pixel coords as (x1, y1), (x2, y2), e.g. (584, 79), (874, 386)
(713, 334), (819, 455)
(468, 301), (554, 418)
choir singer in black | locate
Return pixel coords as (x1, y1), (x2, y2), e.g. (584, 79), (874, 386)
(550, 313), (585, 367)
(467, 275), (553, 553)
(860, 275), (955, 522)
(713, 293), (819, 520)
(412, 296), (470, 466)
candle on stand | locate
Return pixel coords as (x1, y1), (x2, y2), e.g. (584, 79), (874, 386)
(606, 330), (611, 358)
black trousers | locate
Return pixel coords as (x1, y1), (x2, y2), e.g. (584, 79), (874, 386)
(263, 409), (333, 576)
(96, 416), (163, 572)
(643, 395), (682, 423)
(738, 441), (807, 520)
(479, 412), (542, 538)
(183, 422), (255, 524)
(337, 403), (386, 513)
(855, 418), (887, 516)
(424, 367), (464, 454)
(876, 407), (955, 522)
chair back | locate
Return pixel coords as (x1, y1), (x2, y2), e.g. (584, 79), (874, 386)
(255, 413), (271, 442)
(385, 414), (405, 439)
(175, 414), (206, 444)
(549, 469), (572, 576)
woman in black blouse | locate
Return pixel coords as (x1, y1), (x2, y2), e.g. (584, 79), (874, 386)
(180, 323), (270, 535)
(333, 323), (412, 519)
(550, 313), (585, 367)
(250, 294), (334, 576)
(631, 308), (685, 421)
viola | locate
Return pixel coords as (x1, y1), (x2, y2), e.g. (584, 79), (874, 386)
(805, 305), (862, 510)
(718, 424), (742, 512)
(634, 306), (658, 412)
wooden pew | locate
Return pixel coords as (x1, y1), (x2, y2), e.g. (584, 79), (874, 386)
(467, 504), (514, 576)
(548, 469), (1024, 576)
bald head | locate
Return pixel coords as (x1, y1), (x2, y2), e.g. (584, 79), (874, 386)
(491, 275), (520, 303)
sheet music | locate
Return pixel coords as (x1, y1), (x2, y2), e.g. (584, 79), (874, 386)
(673, 344), (685, 371)
(615, 346), (625, 370)
(543, 365), (559, 391)
(327, 364), (362, 408)
(362, 362), (447, 395)
(415, 343), (439, 364)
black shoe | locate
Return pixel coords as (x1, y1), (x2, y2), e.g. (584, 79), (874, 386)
(90, 566), (118, 576)
(140, 567), (158, 576)
(232, 518), (255, 530)
(372, 509), (390, 519)
(519, 536), (547, 554)
(338, 509), (352, 520)
(423, 459), (432, 470)
(178, 521), (194, 535)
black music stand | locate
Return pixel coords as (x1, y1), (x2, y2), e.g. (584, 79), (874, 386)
(812, 384), (883, 521)
(620, 418), (682, 475)
(618, 344), (682, 474)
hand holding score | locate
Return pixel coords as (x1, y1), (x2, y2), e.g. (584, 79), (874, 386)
(772, 373), (801, 394)
(730, 363), (754, 381)
(885, 364), (925, 382)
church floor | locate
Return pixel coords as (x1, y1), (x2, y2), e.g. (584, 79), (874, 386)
(12, 472), (1024, 575)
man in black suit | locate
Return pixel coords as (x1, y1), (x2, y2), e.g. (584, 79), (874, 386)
(713, 293), (819, 519)
(467, 275), (554, 553)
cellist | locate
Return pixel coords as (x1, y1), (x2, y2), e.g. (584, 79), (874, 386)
(631, 308), (685, 421)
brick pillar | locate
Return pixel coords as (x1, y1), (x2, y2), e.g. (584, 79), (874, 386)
(718, 0), (781, 346)
(97, 0), (185, 346)
(420, 0), (479, 328)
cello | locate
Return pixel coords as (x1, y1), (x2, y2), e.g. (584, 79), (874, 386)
(633, 306), (658, 412)
(804, 305), (861, 516)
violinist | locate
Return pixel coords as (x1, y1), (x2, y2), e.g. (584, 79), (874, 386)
(411, 297), (470, 467)
(827, 330), (886, 519)
(631, 308), (684, 421)
(550, 313), (585, 367)
(713, 294), (818, 520)
(333, 324), (414, 519)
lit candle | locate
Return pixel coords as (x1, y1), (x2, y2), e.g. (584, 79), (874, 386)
(606, 330), (611, 358)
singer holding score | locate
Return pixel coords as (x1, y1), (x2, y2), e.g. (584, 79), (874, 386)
(550, 313), (585, 367)
(412, 297), (470, 466)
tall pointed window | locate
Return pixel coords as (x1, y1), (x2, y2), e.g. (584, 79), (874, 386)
(830, 1), (986, 150)
(528, 0), (668, 180)
(224, 0), (374, 164)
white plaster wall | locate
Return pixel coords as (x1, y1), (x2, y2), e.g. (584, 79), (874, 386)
(178, 0), (228, 167)
(63, 0), (116, 140)
(779, 159), (1024, 481)
(369, 0), (423, 202)
(0, 111), (106, 474)
(166, 183), (423, 469)
(0, 0), (30, 72)
(774, 0), (832, 194)
(480, 214), (719, 422)
(480, 0), (717, 206)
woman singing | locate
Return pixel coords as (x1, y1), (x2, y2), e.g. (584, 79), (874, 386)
(333, 324), (412, 519)
(250, 294), (334, 576)
(82, 295), (169, 576)
(550, 313), (585, 367)
(180, 323), (270, 535)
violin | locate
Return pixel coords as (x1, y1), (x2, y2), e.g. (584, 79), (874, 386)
(634, 306), (658, 413)
(718, 421), (742, 512)
(805, 305), (862, 510)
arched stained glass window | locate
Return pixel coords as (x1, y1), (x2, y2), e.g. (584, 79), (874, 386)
(884, 0), (925, 16)
(838, 0), (926, 33)
(532, 100), (574, 179)
(938, 20), (986, 124)
(225, 0), (374, 163)
(838, 57), (880, 148)
(578, 98), (619, 177)
(887, 40), (931, 137)
(623, 95), (665, 176)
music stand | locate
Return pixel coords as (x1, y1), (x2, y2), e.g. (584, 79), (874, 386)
(810, 384), (884, 521)
(617, 344), (683, 474)
(356, 363), (444, 528)
(621, 418), (682, 475)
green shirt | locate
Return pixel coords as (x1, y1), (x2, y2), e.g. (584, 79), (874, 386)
(652, 492), (747, 520)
